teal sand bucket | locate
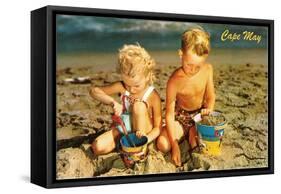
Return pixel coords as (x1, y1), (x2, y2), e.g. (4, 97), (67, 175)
(193, 111), (227, 155)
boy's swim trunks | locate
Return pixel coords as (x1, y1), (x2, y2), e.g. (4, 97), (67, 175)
(175, 104), (202, 143)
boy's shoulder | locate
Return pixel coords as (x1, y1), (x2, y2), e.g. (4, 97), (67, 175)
(167, 63), (213, 85)
(167, 67), (185, 85)
(202, 63), (214, 76)
(169, 67), (185, 79)
(203, 63), (213, 71)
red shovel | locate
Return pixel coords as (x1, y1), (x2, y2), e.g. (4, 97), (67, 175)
(112, 115), (136, 147)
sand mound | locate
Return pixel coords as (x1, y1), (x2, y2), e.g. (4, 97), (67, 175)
(57, 148), (94, 179)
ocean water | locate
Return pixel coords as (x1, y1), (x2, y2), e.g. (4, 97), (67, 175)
(56, 14), (268, 54)
(57, 48), (268, 72)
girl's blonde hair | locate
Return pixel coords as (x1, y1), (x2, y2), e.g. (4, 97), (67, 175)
(117, 44), (155, 84)
(181, 26), (210, 56)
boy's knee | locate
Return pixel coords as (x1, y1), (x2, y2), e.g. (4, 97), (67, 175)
(189, 126), (198, 148)
(132, 101), (147, 115)
(157, 136), (171, 153)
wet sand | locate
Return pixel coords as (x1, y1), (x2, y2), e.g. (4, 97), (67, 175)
(56, 49), (268, 179)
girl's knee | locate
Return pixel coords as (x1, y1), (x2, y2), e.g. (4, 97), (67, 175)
(91, 139), (105, 155)
(132, 101), (147, 115)
(157, 135), (171, 153)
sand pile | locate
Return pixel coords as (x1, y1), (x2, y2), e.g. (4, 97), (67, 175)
(200, 114), (226, 126)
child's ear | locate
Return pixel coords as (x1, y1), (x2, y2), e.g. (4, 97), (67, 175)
(178, 49), (183, 58)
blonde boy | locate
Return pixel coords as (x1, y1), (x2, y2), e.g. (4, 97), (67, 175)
(90, 44), (162, 155)
(157, 27), (216, 166)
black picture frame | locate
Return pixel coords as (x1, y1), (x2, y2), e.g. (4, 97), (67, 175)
(31, 5), (274, 188)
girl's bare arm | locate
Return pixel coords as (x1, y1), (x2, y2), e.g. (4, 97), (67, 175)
(147, 92), (162, 142)
(89, 81), (124, 105)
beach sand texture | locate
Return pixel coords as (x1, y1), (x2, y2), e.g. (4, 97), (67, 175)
(56, 50), (268, 179)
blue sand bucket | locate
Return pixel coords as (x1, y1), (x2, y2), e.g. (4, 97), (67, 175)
(193, 111), (227, 155)
(120, 133), (148, 167)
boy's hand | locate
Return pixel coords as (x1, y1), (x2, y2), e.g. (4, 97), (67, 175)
(136, 130), (145, 138)
(112, 101), (123, 116)
(201, 108), (211, 116)
(171, 141), (182, 166)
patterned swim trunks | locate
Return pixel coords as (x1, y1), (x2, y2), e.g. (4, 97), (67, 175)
(175, 104), (202, 141)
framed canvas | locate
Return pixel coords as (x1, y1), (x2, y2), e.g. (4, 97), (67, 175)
(31, 5), (274, 188)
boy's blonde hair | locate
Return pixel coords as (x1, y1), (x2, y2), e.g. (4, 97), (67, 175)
(117, 44), (155, 84)
(181, 26), (210, 56)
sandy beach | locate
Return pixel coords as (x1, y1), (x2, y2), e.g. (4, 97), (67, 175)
(56, 49), (268, 179)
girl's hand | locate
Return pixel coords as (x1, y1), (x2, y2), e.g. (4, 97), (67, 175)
(201, 108), (211, 116)
(127, 95), (141, 105)
(112, 101), (123, 116)
(136, 130), (145, 138)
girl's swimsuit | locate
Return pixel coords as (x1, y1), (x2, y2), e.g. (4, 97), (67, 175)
(116, 85), (155, 134)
